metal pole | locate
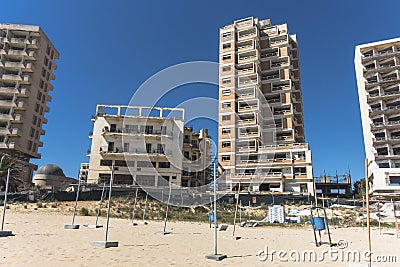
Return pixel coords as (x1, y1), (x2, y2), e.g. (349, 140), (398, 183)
(71, 175), (81, 226)
(392, 198), (399, 239)
(131, 188), (138, 224)
(181, 192), (184, 206)
(377, 199), (381, 235)
(1, 168), (10, 231)
(213, 162), (217, 255)
(365, 159), (371, 266)
(248, 200), (251, 221)
(239, 200), (242, 224)
(95, 182), (106, 226)
(142, 192), (148, 222)
(233, 182), (241, 237)
(105, 163), (115, 243)
(163, 185), (172, 234)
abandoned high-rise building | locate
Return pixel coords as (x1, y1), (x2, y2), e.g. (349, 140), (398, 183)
(0, 23), (59, 186)
(218, 17), (313, 193)
(84, 105), (211, 188)
(355, 37), (400, 195)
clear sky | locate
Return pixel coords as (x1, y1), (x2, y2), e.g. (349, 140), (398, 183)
(2, 0), (400, 182)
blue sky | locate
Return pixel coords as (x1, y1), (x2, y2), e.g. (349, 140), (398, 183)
(2, 0), (400, 181)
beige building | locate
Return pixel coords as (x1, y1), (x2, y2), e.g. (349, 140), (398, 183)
(85, 105), (211, 188)
(355, 37), (400, 195)
(182, 127), (211, 187)
(0, 23), (58, 185)
(218, 17), (313, 193)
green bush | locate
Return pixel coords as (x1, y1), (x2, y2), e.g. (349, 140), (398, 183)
(80, 207), (90, 216)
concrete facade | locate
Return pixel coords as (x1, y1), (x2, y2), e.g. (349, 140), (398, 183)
(355, 37), (400, 195)
(0, 23), (59, 185)
(85, 105), (211, 188)
(218, 17), (313, 193)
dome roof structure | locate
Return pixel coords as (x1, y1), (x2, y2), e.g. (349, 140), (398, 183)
(36, 164), (66, 177)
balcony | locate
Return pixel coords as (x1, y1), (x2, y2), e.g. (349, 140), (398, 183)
(14, 101), (25, 110)
(238, 146), (257, 152)
(102, 127), (173, 138)
(4, 61), (24, 69)
(271, 59), (289, 69)
(237, 40), (254, 52)
(0, 113), (12, 121)
(272, 82), (291, 91)
(262, 73), (280, 81)
(238, 117), (256, 125)
(24, 62), (35, 72)
(0, 126), (10, 135)
(8, 127), (21, 136)
(238, 74), (259, 87)
(238, 52), (258, 64)
(270, 36), (288, 46)
(7, 49), (27, 57)
(260, 49), (279, 59)
(238, 102), (258, 112)
(237, 87), (255, 99)
(20, 75), (31, 84)
(0, 99), (16, 107)
(99, 147), (171, 156)
(9, 37), (27, 45)
(28, 38), (40, 49)
(0, 141), (15, 149)
(1, 74), (21, 82)
(13, 114), (23, 123)
(18, 87), (29, 97)
(237, 28), (257, 41)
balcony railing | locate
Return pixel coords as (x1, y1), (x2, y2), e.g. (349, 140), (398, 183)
(102, 128), (172, 136)
(99, 147), (171, 156)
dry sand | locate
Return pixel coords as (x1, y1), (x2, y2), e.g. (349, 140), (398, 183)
(0, 211), (399, 267)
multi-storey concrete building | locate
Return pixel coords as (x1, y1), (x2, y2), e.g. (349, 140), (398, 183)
(86, 105), (211, 188)
(218, 17), (313, 193)
(355, 37), (400, 195)
(0, 23), (58, 185)
(182, 127), (211, 187)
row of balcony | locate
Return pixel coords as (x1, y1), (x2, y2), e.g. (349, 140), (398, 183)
(101, 127), (173, 137)
(362, 47), (400, 59)
(365, 74), (399, 85)
(0, 61), (35, 72)
(0, 36), (40, 47)
(0, 73), (31, 84)
(98, 146), (171, 156)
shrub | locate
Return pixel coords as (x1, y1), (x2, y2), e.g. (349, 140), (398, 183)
(80, 207), (90, 216)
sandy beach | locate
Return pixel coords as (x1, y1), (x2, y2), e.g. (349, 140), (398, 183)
(0, 209), (399, 267)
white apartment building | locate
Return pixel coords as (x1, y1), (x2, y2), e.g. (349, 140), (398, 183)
(0, 23), (58, 185)
(85, 105), (211, 188)
(355, 37), (400, 195)
(218, 17), (313, 193)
